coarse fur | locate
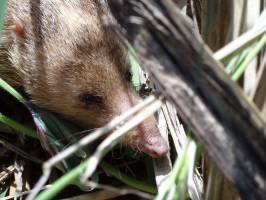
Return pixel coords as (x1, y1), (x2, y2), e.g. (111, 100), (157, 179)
(0, 0), (169, 157)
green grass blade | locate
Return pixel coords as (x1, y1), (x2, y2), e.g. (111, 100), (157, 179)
(0, 78), (27, 104)
(129, 51), (142, 90)
(35, 160), (89, 200)
(100, 161), (157, 194)
(226, 49), (249, 75)
(128, 43), (142, 90)
(0, 112), (38, 139)
(35, 160), (156, 200)
(0, 182), (9, 198)
(232, 34), (266, 81)
(155, 138), (191, 200)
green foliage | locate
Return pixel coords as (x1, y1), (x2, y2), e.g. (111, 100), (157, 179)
(0, 182), (9, 198)
(129, 46), (142, 90)
(0, 0), (265, 199)
(155, 138), (197, 200)
(0, 112), (37, 139)
(231, 34), (266, 81)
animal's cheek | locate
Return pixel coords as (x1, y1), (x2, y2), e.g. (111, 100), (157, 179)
(74, 104), (113, 128)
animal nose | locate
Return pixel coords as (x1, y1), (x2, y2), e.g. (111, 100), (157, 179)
(140, 135), (169, 158)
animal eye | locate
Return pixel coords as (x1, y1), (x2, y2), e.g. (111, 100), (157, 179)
(125, 71), (133, 82)
(79, 92), (103, 106)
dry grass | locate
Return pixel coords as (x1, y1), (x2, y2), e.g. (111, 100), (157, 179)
(0, 1), (265, 200)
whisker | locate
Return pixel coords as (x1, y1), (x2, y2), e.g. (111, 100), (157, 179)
(44, 128), (101, 147)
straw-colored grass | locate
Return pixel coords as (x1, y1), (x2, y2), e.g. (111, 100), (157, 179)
(0, 1), (265, 200)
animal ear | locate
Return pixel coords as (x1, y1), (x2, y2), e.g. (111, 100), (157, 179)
(11, 14), (25, 38)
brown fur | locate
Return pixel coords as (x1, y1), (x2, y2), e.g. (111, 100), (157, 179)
(0, 0), (169, 157)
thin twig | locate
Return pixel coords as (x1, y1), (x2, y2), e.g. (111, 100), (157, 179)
(1, 185), (52, 200)
(0, 165), (15, 184)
